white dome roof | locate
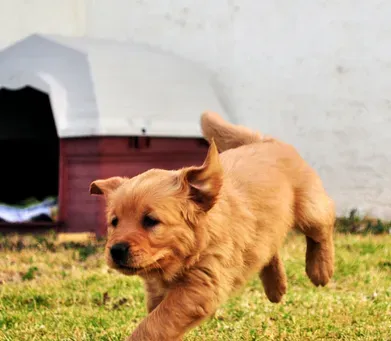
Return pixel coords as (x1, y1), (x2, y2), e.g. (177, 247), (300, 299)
(0, 34), (228, 138)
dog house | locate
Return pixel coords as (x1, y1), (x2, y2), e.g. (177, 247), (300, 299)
(0, 34), (228, 236)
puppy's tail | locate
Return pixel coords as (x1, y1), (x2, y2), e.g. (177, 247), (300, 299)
(201, 111), (270, 152)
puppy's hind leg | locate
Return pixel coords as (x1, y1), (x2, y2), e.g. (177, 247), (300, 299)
(260, 253), (287, 303)
(295, 181), (335, 287)
(305, 234), (334, 287)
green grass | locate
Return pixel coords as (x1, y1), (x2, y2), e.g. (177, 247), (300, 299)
(0, 233), (390, 340)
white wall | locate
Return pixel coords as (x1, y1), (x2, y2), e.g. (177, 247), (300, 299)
(0, 0), (85, 48)
(1, 0), (391, 218)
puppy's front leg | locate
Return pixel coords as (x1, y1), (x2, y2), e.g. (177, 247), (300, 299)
(144, 279), (166, 313)
(128, 281), (218, 341)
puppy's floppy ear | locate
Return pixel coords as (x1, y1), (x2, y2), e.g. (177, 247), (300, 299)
(183, 139), (223, 211)
(89, 177), (125, 196)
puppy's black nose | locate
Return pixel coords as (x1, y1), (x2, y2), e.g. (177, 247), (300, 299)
(110, 243), (130, 265)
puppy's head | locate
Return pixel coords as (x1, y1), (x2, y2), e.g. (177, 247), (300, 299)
(89, 141), (222, 280)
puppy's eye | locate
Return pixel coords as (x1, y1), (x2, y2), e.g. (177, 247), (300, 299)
(142, 215), (159, 229)
(111, 217), (119, 227)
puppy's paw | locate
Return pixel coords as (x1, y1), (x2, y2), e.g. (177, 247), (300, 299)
(305, 237), (334, 286)
(264, 281), (287, 303)
(260, 254), (287, 303)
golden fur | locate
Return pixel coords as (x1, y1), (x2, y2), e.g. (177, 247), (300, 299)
(89, 112), (335, 341)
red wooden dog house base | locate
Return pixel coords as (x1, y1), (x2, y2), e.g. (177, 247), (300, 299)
(0, 136), (207, 237)
(59, 136), (208, 236)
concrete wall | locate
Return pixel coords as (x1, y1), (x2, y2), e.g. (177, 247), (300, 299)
(0, 0), (85, 48)
(1, 0), (391, 218)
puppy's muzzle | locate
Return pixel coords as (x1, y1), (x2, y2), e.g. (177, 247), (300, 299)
(110, 242), (130, 266)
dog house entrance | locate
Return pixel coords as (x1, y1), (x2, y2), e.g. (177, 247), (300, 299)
(0, 86), (59, 224)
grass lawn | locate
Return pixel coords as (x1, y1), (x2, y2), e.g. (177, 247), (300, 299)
(0, 232), (390, 340)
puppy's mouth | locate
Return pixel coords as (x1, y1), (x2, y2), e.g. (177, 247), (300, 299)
(115, 264), (143, 273)
(113, 261), (161, 275)
(116, 265), (143, 272)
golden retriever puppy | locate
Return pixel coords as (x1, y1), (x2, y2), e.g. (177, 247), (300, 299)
(89, 112), (335, 341)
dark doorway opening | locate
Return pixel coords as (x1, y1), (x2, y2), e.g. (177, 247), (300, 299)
(0, 86), (59, 223)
